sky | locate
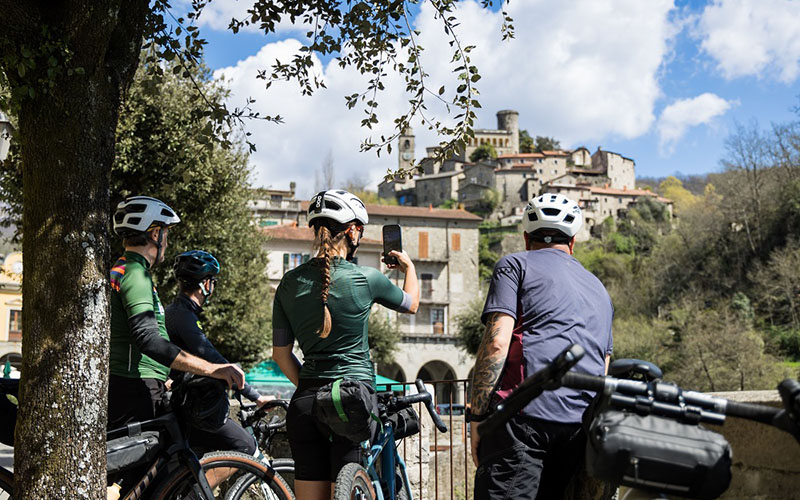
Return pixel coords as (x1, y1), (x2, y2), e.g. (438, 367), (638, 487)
(182, 0), (800, 197)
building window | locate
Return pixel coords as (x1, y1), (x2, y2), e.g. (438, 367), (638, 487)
(283, 253), (310, 273)
(421, 273), (433, 299)
(451, 233), (461, 251)
(419, 232), (429, 259)
(431, 308), (445, 335)
(8, 310), (21, 342)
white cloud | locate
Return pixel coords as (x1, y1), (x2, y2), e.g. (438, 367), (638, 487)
(656, 93), (733, 155)
(214, 0), (679, 195)
(697, 0), (800, 83)
(184, 0), (308, 34)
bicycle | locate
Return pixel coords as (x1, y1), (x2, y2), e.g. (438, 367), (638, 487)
(479, 344), (800, 500)
(0, 408), (294, 499)
(332, 379), (448, 500)
(236, 398), (295, 492)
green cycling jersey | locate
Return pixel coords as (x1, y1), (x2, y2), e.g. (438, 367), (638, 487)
(109, 251), (172, 380)
(272, 257), (410, 383)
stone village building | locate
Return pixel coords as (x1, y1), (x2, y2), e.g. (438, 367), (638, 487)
(254, 199), (482, 404)
(379, 109), (669, 239)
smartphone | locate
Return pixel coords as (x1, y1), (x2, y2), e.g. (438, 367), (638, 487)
(382, 224), (403, 266)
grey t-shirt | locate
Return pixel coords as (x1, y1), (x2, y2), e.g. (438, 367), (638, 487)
(482, 248), (613, 423)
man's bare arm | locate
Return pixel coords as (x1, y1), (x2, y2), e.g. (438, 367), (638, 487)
(470, 313), (515, 413)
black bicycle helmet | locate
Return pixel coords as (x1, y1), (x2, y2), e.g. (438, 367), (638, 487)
(174, 250), (220, 285)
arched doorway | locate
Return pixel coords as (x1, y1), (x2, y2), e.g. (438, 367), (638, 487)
(416, 360), (457, 405)
(378, 361), (405, 383)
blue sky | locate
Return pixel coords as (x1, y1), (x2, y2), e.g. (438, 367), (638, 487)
(183, 0), (800, 195)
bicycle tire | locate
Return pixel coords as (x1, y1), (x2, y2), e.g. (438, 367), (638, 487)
(0, 466), (12, 499)
(333, 463), (376, 500)
(151, 451), (293, 500)
(268, 458), (294, 492)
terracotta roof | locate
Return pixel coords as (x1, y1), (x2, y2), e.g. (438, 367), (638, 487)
(262, 223), (382, 245)
(298, 201), (482, 221)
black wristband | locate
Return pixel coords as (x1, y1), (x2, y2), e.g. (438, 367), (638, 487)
(467, 407), (489, 423)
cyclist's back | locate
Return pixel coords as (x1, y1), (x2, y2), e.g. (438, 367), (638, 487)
(275, 257), (407, 383)
(486, 247), (612, 422)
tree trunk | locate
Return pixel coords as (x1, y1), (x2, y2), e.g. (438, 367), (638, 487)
(0, 2), (148, 497)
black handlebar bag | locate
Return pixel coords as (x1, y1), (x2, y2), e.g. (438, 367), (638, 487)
(312, 378), (379, 443)
(171, 374), (229, 432)
(585, 409), (732, 499)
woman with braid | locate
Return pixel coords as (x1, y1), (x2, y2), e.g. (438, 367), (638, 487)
(272, 190), (419, 500)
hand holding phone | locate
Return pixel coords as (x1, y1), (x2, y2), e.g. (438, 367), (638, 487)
(382, 224), (402, 266)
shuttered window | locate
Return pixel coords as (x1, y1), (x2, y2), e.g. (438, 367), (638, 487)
(452, 233), (461, 251)
(419, 232), (429, 259)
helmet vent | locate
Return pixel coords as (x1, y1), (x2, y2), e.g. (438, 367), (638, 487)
(528, 212), (538, 222)
(161, 208), (174, 217)
(564, 215), (575, 223)
(336, 190), (347, 195)
(127, 203), (147, 213)
(127, 217), (141, 225)
(542, 208), (560, 216)
(325, 200), (342, 210)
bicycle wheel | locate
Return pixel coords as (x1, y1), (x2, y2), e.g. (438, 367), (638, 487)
(152, 451), (294, 500)
(0, 466), (12, 499)
(268, 458), (294, 492)
(333, 463), (376, 500)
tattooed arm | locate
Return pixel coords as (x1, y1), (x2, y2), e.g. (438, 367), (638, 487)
(470, 312), (515, 466)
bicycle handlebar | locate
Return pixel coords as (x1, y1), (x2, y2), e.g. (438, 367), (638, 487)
(239, 399), (290, 431)
(479, 343), (800, 444)
(391, 379), (448, 433)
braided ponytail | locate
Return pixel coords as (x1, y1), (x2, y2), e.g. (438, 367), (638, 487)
(313, 223), (349, 338)
(316, 225), (334, 338)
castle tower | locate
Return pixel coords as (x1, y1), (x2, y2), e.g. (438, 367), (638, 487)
(496, 110), (519, 154)
(398, 126), (415, 172)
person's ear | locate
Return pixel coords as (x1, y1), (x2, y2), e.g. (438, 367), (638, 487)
(568, 237), (576, 255)
(523, 232), (531, 251)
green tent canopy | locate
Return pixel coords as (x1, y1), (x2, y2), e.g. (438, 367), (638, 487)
(246, 361), (406, 391)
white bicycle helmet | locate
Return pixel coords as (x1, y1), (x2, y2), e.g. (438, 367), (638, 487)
(113, 196), (181, 236)
(307, 190), (369, 226)
(523, 193), (582, 238)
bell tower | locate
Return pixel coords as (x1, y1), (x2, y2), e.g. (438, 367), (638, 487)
(398, 127), (415, 171)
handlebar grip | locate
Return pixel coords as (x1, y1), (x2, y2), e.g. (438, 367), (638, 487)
(562, 372), (606, 392)
(725, 400), (781, 424)
(415, 380), (448, 433)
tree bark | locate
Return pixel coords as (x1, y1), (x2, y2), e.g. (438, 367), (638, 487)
(0, 1), (148, 497)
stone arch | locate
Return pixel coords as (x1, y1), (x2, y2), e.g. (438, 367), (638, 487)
(378, 361), (406, 383)
(0, 351), (22, 377)
(417, 360), (457, 404)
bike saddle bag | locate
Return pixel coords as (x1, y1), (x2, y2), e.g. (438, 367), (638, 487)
(106, 429), (162, 475)
(586, 410), (732, 500)
(312, 378), (379, 443)
(388, 406), (420, 439)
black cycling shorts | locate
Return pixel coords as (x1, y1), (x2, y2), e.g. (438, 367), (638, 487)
(286, 379), (364, 481)
(474, 415), (584, 500)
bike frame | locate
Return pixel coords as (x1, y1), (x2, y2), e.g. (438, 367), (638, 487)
(362, 422), (414, 500)
(108, 413), (217, 500)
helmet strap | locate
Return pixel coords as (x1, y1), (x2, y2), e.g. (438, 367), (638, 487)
(149, 228), (165, 267)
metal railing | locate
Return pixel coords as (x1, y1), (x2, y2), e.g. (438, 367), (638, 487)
(382, 378), (473, 500)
